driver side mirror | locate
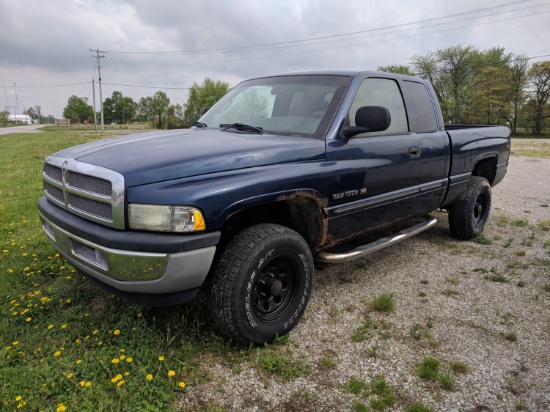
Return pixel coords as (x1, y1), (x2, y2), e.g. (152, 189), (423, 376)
(342, 106), (391, 139)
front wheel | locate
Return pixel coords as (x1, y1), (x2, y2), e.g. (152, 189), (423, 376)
(209, 224), (313, 345)
(448, 176), (492, 240)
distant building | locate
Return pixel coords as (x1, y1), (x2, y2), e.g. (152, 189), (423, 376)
(8, 114), (33, 124)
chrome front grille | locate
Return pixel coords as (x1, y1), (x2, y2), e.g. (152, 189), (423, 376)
(67, 171), (112, 196)
(42, 156), (125, 229)
(68, 193), (113, 220)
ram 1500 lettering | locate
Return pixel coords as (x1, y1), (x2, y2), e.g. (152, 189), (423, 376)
(38, 70), (510, 344)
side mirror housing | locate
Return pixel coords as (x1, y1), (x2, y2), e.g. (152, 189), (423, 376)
(342, 106), (391, 139)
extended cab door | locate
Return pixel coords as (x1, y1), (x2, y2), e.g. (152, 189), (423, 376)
(326, 77), (423, 243)
(401, 80), (450, 212)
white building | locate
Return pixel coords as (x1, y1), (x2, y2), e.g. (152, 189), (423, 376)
(8, 114), (33, 124)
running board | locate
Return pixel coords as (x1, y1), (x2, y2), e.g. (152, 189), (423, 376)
(314, 217), (438, 264)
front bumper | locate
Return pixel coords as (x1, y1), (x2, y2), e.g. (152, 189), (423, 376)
(38, 197), (220, 301)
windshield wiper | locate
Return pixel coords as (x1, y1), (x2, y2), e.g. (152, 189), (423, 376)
(219, 123), (265, 134)
(193, 121), (207, 129)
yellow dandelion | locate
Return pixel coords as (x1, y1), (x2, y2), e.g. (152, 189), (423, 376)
(13, 341), (19, 345)
(158, 356), (165, 361)
(61, 324), (67, 329)
(48, 324), (54, 330)
(111, 374), (122, 383)
(66, 298), (71, 303)
(168, 370), (175, 377)
(126, 357), (133, 363)
(178, 382), (186, 388)
(8, 269), (14, 273)
(113, 329), (120, 335)
(146, 374), (153, 381)
(117, 380), (124, 387)
(22, 253), (28, 257)
(2, 249), (8, 253)
(54, 351), (61, 357)
(56, 404), (66, 412)
(119, 355), (125, 360)
(111, 358), (119, 364)
(120, 349), (126, 353)
(92, 330), (98, 335)
(85, 381), (91, 387)
(76, 359), (82, 364)
(75, 339), (81, 344)
(26, 317), (32, 322)
(67, 373), (73, 379)
(124, 371), (130, 376)
(15, 396), (22, 401)
(79, 381), (85, 387)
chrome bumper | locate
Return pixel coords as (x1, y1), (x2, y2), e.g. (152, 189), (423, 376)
(39, 213), (216, 295)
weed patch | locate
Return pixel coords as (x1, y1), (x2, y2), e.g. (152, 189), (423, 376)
(372, 294), (395, 313)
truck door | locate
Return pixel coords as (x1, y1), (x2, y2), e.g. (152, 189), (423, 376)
(401, 80), (449, 213)
(326, 77), (422, 243)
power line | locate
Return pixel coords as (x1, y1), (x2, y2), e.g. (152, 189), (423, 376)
(102, 9), (550, 70)
(13, 82), (92, 88)
(103, 82), (189, 90)
(104, 0), (538, 55)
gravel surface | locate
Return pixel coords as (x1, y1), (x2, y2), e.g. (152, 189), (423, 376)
(180, 154), (550, 412)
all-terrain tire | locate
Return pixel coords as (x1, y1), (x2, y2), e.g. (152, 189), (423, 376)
(209, 224), (313, 345)
(448, 176), (492, 240)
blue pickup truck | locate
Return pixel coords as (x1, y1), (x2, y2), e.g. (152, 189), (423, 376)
(38, 70), (510, 344)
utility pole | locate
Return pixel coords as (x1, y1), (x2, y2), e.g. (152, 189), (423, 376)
(92, 78), (98, 132)
(90, 49), (105, 132)
(13, 82), (19, 120)
(165, 60), (168, 130)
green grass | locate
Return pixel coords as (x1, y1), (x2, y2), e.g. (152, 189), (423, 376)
(451, 361), (469, 374)
(346, 377), (366, 395)
(0, 129), (308, 411)
(408, 402), (434, 412)
(418, 357), (439, 381)
(372, 294), (395, 313)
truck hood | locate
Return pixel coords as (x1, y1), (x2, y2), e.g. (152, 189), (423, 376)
(54, 129), (326, 187)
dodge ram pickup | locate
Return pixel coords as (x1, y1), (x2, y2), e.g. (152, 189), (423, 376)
(38, 70), (510, 344)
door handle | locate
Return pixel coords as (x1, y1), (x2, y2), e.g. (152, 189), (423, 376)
(408, 147), (421, 158)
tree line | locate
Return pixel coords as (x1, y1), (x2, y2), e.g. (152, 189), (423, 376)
(60, 78), (229, 129)
(379, 45), (550, 134)
(28, 44), (550, 134)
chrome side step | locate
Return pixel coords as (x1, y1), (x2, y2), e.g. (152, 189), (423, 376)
(314, 217), (438, 264)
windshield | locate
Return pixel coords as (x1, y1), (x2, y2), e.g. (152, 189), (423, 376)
(199, 75), (350, 138)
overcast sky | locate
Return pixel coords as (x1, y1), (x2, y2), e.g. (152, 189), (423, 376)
(1, 0), (549, 118)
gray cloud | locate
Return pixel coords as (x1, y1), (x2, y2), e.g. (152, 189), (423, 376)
(1, 0), (549, 117)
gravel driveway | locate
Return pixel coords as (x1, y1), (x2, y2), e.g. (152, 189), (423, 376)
(181, 154), (550, 412)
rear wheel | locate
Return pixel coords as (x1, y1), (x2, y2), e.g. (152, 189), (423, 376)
(209, 224), (313, 345)
(448, 176), (491, 240)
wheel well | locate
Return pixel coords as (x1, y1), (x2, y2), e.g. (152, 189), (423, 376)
(472, 157), (497, 185)
(219, 198), (324, 250)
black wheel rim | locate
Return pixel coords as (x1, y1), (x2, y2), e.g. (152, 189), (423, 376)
(251, 255), (298, 322)
(473, 190), (489, 227)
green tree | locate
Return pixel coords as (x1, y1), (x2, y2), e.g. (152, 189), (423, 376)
(138, 91), (170, 129)
(526, 61), (550, 134)
(0, 110), (9, 126)
(377, 65), (413, 75)
(504, 56), (529, 134)
(167, 104), (185, 129)
(183, 78), (229, 127)
(104, 91), (137, 124)
(23, 105), (42, 123)
(62, 95), (94, 123)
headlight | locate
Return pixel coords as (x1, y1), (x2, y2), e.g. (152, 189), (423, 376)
(128, 204), (206, 232)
